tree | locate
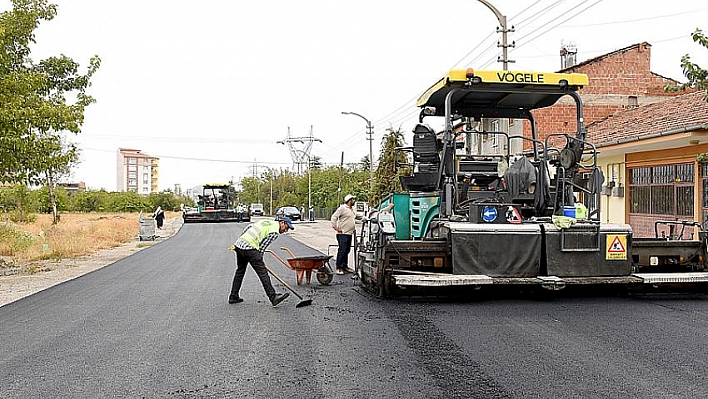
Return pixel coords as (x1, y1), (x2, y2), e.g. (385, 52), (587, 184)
(359, 154), (371, 171)
(668, 28), (707, 97)
(32, 134), (79, 223)
(0, 184), (36, 222)
(0, 1), (100, 222)
(372, 127), (409, 204)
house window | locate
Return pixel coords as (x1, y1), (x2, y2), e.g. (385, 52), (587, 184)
(491, 119), (500, 148)
(629, 163), (694, 216)
(128, 158), (137, 164)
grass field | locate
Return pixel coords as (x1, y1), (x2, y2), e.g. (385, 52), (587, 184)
(0, 212), (178, 266)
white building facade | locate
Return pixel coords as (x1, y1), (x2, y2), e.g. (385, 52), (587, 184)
(116, 148), (159, 194)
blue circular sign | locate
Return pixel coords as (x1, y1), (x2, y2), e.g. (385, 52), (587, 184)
(482, 206), (497, 222)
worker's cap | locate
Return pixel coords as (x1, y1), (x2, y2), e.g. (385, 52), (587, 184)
(344, 194), (356, 203)
(277, 216), (295, 230)
(464, 173), (472, 178)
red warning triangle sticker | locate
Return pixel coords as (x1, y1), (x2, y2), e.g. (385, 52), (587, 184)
(608, 236), (626, 252)
(505, 206), (522, 224)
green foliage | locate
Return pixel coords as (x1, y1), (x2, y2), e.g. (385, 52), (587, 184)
(147, 191), (180, 212)
(372, 127), (409, 204)
(0, 184), (187, 215)
(237, 164), (373, 214)
(107, 190), (151, 213)
(0, 184), (36, 221)
(32, 185), (68, 213)
(667, 28), (708, 97)
(67, 189), (110, 212)
(0, 223), (34, 255)
(0, 0), (100, 185)
(7, 210), (36, 223)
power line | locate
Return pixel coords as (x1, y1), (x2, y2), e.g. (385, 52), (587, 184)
(565, 8), (708, 27)
(81, 147), (292, 165)
(369, 0), (570, 131)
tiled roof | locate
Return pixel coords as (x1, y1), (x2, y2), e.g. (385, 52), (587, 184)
(586, 90), (708, 146)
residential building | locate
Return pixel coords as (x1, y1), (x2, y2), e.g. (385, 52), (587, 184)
(116, 148), (159, 194)
(472, 42), (688, 155)
(528, 42), (688, 147)
(56, 181), (86, 194)
(587, 90), (708, 237)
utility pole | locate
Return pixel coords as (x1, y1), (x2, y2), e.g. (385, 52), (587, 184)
(277, 126), (321, 213)
(341, 111), (374, 196)
(477, 0), (515, 70)
(277, 126), (321, 174)
(338, 151), (344, 205)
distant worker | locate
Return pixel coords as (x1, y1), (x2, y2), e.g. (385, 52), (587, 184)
(309, 205), (315, 221)
(153, 206), (165, 229)
(228, 217), (294, 306)
(300, 205), (305, 220)
(236, 203), (246, 222)
(330, 194), (361, 275)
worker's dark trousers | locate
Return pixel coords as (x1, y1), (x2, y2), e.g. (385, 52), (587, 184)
(335, 233), (353, 271)
(231, 248), (276, 299)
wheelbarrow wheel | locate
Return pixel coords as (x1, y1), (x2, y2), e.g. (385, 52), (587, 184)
(316, 265), (334, 285)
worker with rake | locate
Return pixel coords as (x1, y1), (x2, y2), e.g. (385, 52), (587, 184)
(228, 217), (294, 306)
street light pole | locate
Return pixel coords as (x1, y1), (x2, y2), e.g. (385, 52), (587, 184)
(476, 0), (514, 70)
(267, 168), (275, 216)
(341, 111), (374, 196)
(307, 155), (312, 216)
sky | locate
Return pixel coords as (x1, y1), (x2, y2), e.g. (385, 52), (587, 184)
(4, 0), (708, 192)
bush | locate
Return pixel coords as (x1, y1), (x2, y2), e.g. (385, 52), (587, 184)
(0, 223), (34, 256)
(8, 211), (36, 223)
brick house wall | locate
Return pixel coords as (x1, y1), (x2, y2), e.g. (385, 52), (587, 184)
(524, 42), (685, 149)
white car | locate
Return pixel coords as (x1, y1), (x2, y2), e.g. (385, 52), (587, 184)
(250, 203), (264, 216)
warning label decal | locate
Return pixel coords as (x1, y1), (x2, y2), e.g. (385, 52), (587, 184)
(606, 235), (627, 260)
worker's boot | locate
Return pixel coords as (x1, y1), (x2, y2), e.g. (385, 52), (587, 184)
(228, 294), (244, 304)
(270, 293), (290, 307)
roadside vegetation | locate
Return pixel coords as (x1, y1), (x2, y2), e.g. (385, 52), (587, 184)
(0, 211), (179, 273)
(0, 184), (187, 273)
(238, 126), (410, 215)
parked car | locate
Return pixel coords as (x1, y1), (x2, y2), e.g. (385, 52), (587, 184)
(275, 206), (301, 221)
(250, 203), (264, 216)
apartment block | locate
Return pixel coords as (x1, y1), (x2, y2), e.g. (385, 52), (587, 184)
(116, 148), (159, 194)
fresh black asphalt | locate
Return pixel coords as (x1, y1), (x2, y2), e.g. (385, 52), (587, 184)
(2, 222), (708, 398)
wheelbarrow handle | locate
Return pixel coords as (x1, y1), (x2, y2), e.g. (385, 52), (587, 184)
(265, 249), (289, 267)
(279, 246), (297, 258)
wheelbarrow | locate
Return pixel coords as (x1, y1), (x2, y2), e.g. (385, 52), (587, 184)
(266, 247), (334, 285)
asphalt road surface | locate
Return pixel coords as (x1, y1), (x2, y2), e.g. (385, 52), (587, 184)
(2, 222), (708, 398)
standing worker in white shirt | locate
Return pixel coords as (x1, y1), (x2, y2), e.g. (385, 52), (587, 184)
(330, 194), (361, 275)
